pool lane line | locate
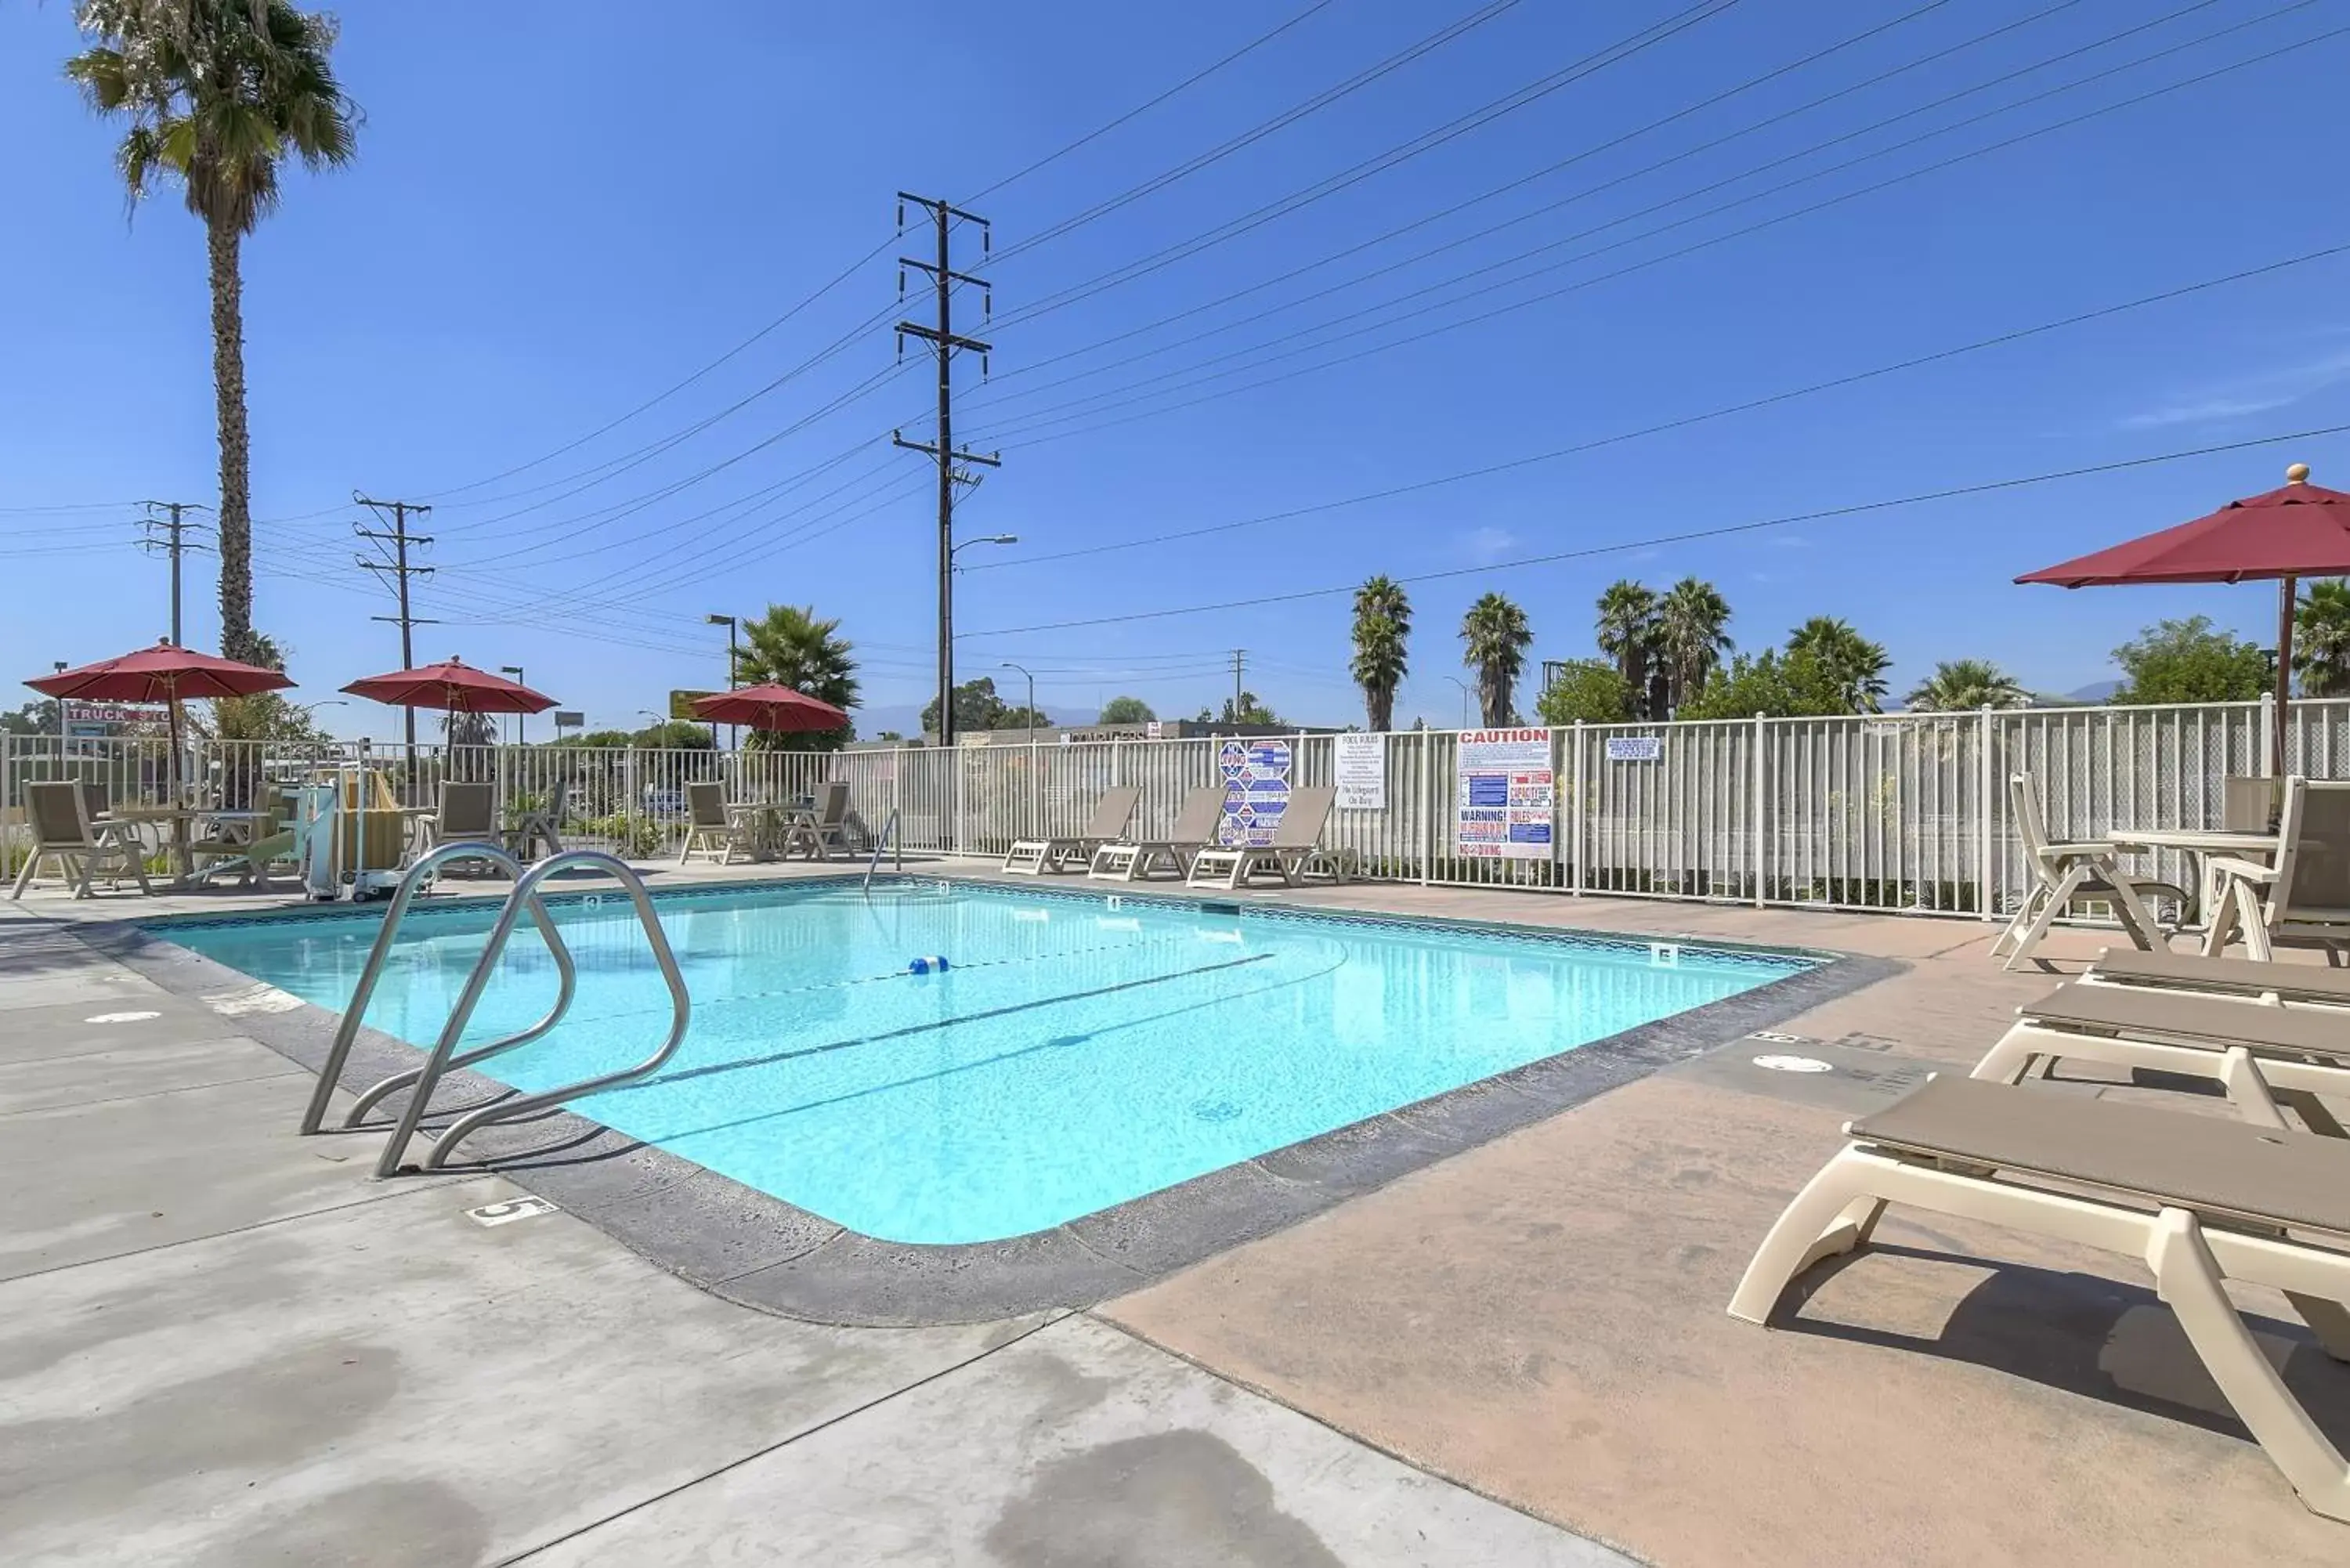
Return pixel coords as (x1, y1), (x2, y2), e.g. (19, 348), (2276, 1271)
(588, 951), (1279, 1096)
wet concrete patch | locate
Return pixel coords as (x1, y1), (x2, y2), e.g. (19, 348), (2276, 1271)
(985, 1429), (1348, 1567)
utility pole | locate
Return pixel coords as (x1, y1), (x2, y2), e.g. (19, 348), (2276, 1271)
(1230, 649), (1248, 728)
(891, 192), (1000, 748)
(139, 501), (212, 647)
(353, 496), (436, 763)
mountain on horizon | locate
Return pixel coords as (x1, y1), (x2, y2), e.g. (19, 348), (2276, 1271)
(2065, 679), (2121, 703)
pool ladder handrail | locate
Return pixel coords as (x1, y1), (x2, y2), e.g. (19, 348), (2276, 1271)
(373, 849), (690, 1178)
(862, 806), (902, 893)
(299, 840), (578, 1136)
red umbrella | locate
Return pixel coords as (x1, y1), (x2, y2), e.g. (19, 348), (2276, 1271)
(2018, 462), (2350, 773)
(341, 657), (556, 715)
(27, 639), (295, 806)
(690, 684), (849, 733)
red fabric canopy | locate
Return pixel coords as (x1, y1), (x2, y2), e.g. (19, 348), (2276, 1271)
(690, 684), (848, 732)
(2016, 469), (2350, 587)
(342, 658), (555, 714)
(27, 640), (294, 702)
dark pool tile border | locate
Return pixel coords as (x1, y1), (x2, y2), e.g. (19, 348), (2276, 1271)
(73, 890), (1900, 1328)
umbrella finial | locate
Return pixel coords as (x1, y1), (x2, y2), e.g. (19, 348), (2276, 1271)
(2287, 462), (2311, 484)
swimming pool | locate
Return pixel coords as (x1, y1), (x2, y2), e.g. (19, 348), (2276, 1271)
(161, 880), (1810, 1245)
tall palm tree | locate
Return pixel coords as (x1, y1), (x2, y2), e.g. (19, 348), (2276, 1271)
(1904, 658), (2026, 711)
(734, 604), (860, 750)
(1459, 592), (1533, 726)
(2296, 579), (2350, 697)
(1594, 580), (1658, 717)
(1655, 577), (1733, 712)
(1787, 615), (1892, 713)
(67, 0), (358, 664)
(1350, 576), (1412, 732)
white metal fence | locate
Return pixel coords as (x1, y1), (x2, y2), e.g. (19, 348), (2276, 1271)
(5, 695), (2345, 918)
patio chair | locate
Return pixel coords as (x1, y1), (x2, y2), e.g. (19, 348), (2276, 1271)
(2205, 779), (2350, 964)
(1991, 773), (2186, 971)
(508, 777), (569, 862)
(187, 800), (298, 891)
(784, 780), (852, 861)
(2084, 945), (2350, 1007)
(9, 779), (153, 900)
(1187, 786), (1337, 891)
(680, 780), (754, 866)
(1087, 787), (1226, 881)
(1004, 786), (1139, 876)
(1729, 1073), (2350, 1523)
(1972, 981), (2350, 1136)
(421, 780), (501, 874)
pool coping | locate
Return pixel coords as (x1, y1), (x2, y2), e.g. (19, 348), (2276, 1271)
(78, 872), (1903, 1328)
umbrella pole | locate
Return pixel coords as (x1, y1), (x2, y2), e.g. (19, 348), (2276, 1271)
(2274, 573), (2298, 779)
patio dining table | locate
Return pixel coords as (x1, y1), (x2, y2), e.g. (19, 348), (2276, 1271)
(2103, 826), (2280, 926)
(723, 798), (813, 862)
(97, 805), (273, 885)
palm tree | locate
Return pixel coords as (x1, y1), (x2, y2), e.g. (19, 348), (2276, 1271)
(1655, 577), (1733, 712)
(1904, 658), (2026, 711)
(1350, 576), (1412, 732)
(733, 605), (860, 750)
(1787, 616), (1892, 713)
(1594, 580), (1658, 717)
(2296, 579), (2350, 698)
(1459, 592), (1533, 726)
(67, 1), (358, 664)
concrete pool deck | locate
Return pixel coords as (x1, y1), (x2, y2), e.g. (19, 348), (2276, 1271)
(5, 857), (2348, 1563)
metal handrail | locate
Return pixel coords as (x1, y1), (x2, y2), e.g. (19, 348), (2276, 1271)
(300, 840), (577, 1136)
(862, 806), (902, 892)
(374, 849), (691, 1178)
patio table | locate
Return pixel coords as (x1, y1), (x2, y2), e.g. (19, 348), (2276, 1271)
(2104, 827), (2279, 926)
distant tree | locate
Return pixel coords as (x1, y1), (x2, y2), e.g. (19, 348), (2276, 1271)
(573, 729), (637, 748)
(873, 729), (905, 742)
(992, 706), (1050, 732)
(2110, 616), (2270, 705)
(1097, 695), (1155, 724)
(1459, 591), (1533, 726)
(629, 719), (716, 750)
(736, 604), (859, 750)
(1534, 659), (1634, 724)
(1350, 575), (1412, 732)
(1215, 691), (1281, 726)
(920, 676), (1007, 736)
(1785, 616), (1890, 713)
(0, 699), (60, 736)
(1905, 658), (2026, 711)
(446, 710), (498, 749)
(1678, 648), (1850, 720)
(2294, 580), (2350, 697)
(1594, 580), (1659, 718)
(1655, 577), (1733, 712)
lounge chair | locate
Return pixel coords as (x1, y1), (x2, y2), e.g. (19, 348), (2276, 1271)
(2206, 778), (2350, 963)
(680, 781), (753, 866)
(1088, 787), (1226, 881)
(2085, 946), (2350, 1006)
(1991, 772), (2186, 971)
(8, 779), (153, 900)
(1004, 786), (1138, 876)
(1730, 1074), (2350, 1522)
(1186, 786), (1337, 891)
(784, 780), (851, 861)
(422, 780), (501, 874)
(1972, 982), (2350, 1136)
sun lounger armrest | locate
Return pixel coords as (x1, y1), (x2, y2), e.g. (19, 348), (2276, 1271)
(2207, 856), (2279, 887)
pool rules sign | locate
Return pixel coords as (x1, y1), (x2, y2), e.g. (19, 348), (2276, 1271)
(1455, 728), (1554, 860)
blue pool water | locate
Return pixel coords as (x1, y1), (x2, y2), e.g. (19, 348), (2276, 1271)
(161, 882), (1806, 1244)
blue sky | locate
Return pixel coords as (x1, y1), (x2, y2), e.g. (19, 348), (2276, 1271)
(4, 0), (2348, 737)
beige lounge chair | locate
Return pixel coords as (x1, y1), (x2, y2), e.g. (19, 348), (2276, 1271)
(1730, 1074), (2350, 1522)
(9, 780), (154, 899)
(1992, 772), (2186, 971)
(1186, 786), (1336, 891)
(680, 781), (753, 866)
(1004, 786), (1138, 876)
(1088, 787), (1226, 881)
(2206, 778), (2350, 963)
(421, 780), (501, 874)
(2086, 945), (2350, 1006)
(1973, 982), (2350, 1136)
(784, 780), (851, 861)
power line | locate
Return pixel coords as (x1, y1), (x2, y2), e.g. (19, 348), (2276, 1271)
(970, 420), (2350, 639)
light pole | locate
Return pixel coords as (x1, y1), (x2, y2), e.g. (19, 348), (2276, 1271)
(705, 612), (738, 750)
(1000, 662), (1035, 746)
(940, 533), (1018, 742)
(500, 667), (526, 745)
(1445, 676), (1473, 730)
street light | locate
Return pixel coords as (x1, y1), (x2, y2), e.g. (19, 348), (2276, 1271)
(1000, 662), (1035, 746)
(705, 612), (739, 750)
(951, 533), (1018, 569)
(937, 533), (1018, 746)
(1444, 676), (1473, 730)
(500, 666), (526, 746)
